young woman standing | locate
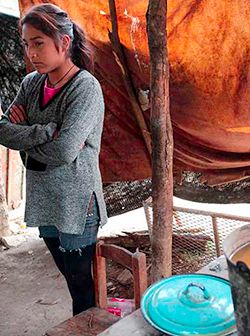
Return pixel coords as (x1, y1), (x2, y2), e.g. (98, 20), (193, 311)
(0, 4), (107, 316)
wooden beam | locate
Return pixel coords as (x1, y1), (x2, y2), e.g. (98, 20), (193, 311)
(108, 0), (152, 158)
(146, 0), (173, 281)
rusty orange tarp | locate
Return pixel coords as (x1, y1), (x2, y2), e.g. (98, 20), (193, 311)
(18, 0), (250, 185)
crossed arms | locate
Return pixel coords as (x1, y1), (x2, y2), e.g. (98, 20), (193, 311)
(0, 78), (104, 166)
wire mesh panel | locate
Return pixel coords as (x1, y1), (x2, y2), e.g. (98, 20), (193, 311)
(216, 218), (249, 254)
(143, 197), (250, 274)
(171, 211), (217, 274)
(104, 179), (152, 217)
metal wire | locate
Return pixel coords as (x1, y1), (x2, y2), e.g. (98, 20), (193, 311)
(143, 197), (250, 274)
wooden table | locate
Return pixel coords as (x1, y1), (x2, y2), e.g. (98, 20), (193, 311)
(99, 256), (237, 336)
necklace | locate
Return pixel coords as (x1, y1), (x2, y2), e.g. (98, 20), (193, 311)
(47, 64), (75, 88)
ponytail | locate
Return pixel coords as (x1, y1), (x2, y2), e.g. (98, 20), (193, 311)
(72, 22), (94, 73)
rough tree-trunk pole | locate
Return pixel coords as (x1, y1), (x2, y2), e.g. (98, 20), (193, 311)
(147, 0), (173, 282)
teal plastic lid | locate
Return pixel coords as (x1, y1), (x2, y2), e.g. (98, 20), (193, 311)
(141, 274), (236, 336)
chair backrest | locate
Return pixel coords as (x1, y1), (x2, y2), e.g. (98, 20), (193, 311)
(93, 240), (148, 310)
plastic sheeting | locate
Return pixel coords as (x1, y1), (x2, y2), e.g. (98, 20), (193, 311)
(18, 0), (250, 186)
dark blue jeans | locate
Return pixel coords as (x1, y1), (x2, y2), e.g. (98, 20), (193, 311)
(42, 196), (100, 315)
(39, 195), (100, 251)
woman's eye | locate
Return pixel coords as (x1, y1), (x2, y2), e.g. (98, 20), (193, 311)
(35, 42), (43, 48)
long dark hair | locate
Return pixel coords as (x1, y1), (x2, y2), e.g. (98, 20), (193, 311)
(20, 3), (93, 72)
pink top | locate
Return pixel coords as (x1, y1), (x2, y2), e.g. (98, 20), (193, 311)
(43, 79), (61, 106)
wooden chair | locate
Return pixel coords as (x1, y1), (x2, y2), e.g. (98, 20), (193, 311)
(94, 240), (147, 310)
(45, 241), (148, 336)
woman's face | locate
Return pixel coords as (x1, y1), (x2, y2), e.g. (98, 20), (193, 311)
(22, 23), (68, 74)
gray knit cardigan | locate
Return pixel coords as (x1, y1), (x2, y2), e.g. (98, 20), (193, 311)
(0, 70), (108, 234)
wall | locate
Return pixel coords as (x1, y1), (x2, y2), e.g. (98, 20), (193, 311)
(0, 146), (24, 209)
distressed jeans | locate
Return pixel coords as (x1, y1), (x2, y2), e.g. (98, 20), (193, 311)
(44, 238), (96, 315)
(41, 196), (100, 315)
(39, 194), (100, 251)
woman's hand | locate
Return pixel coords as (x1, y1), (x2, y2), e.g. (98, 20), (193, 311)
(53, 128), (60, 139)
(9, 104), (27, 124)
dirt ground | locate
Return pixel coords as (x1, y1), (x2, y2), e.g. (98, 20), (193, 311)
(0, 232), (213, 336)
(0, 206), (149, 336)
(0, 233), (137, 336)
(0, 237), (72, 336)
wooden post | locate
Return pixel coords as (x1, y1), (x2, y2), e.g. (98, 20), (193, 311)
(211, 216), (222, 257)
(0, 157), (10, 237)
(146, 0), (173, 282)
(93, 241), (108, 309)
(132, 251), (148, 309)
(0, 105), (10, 237)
